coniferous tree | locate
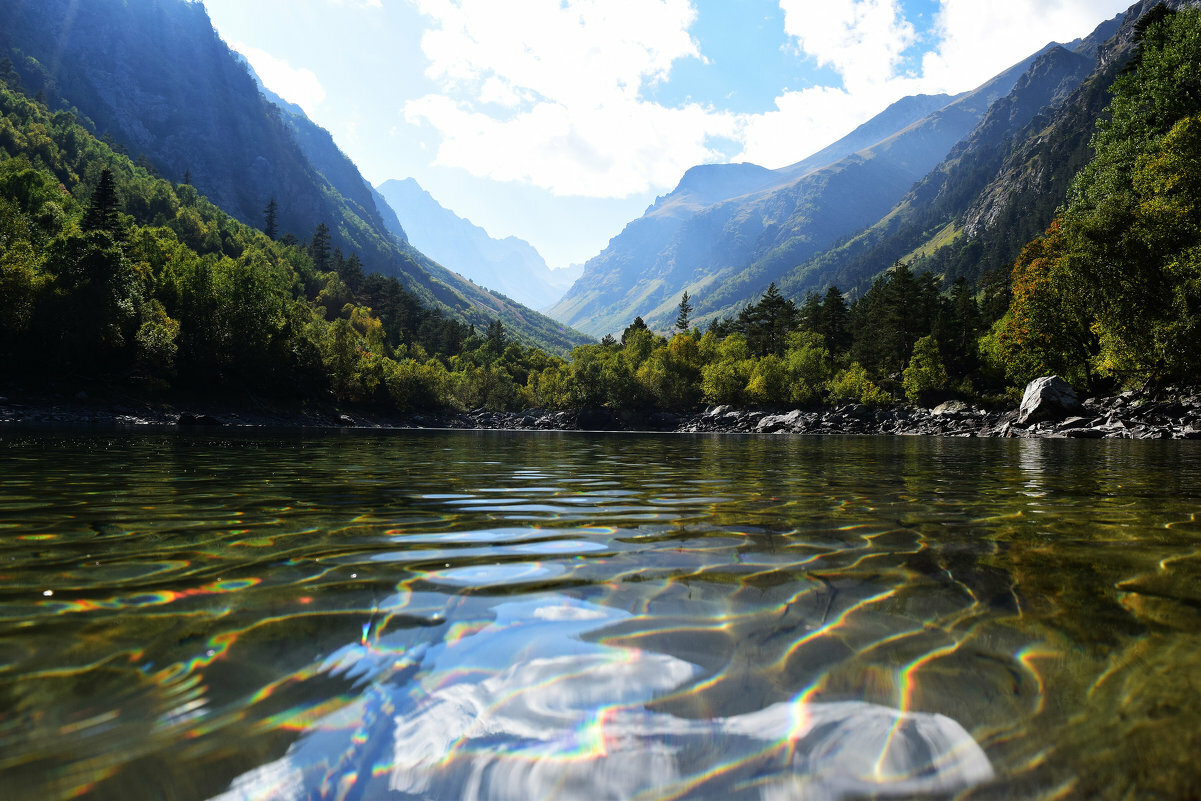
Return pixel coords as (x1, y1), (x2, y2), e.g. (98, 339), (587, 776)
(309, 222), (332, 272)
(738, 282), (796, 357)
(819, 286), (850, 354)
(485, 318), (506, 354)
(621, 316), (648, 345)
(263, 198), (278, 240)
(341, 252), (365, 291)
(81, 168), (122, 239)
(675, 291), (692, 333)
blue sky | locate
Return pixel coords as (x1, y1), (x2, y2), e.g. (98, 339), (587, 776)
(201, 0), (1132, 269)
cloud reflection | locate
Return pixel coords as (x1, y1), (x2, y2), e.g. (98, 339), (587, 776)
(211, 596), (992, 800)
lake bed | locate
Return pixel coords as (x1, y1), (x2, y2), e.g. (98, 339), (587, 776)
(2, 430), (1200, 799)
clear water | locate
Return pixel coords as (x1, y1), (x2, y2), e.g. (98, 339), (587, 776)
(2, 430), (1201, 800)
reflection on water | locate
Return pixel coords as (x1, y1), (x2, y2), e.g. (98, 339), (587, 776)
(213, 594), (991, 801)
(1, 430), (1200, 799)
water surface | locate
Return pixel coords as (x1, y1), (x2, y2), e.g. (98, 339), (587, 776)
(2, 430), (1200, 800)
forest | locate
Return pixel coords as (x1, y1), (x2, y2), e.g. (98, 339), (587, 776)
(2, 7), (1200, 416)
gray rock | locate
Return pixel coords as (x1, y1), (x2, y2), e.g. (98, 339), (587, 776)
(758, 410), (803, 432)
(932, 400), (970, 417)
(1018, 376), (1081, 424)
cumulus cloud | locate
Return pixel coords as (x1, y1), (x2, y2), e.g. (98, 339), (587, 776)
(234, 43), (327, 115)
(739, 0), (923, 168)
(405, 0), (739, 197)
(737, 0), (1130, 169)
(403, 0), (1133, 194)
(920, 0), (1132, 92)
(779, 0), (916, 92)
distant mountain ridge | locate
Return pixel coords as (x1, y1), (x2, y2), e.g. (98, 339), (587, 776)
(549, 50), (1049, 337)
(376, 178), (581, 312)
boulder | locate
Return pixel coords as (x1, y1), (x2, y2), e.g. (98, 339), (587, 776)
(931, 400), (970, 417)
(1017, 376), (1081, 424)
(757, 410), (802, 432)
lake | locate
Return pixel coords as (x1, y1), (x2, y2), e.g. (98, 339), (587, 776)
(2, 429), (1200, 800)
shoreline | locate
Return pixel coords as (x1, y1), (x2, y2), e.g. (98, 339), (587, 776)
(3, 385), (1201, 440)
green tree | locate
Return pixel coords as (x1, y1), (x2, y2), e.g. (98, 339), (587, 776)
(784, 330), (832, 405)
(983, 220), (1097, 388)
(738, 282), (797, 356)
(309, 222), (332, 272)
(819, 286), (851, 353)
(81, 168), (122, 239)
(901, 335), (949, 405)
(675, 291), (693, 332)
(1057, 7), (1201, 384)
(828, 363), (890, 407)
(621, 316), (648, 345)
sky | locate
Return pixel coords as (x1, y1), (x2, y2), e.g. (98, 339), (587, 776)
(200, 0), (1133, 269)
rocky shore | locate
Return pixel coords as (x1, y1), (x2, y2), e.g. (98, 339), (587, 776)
(2, 377), (1201, 440)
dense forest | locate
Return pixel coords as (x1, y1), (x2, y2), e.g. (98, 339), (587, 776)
(2, 7), (1200, 416)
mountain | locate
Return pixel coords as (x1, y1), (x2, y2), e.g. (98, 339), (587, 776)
(549, 53), (1047, 337)
(779, 10), (1128, 300)
(376, 178), (581, 312)
(0, 0), (590, 353)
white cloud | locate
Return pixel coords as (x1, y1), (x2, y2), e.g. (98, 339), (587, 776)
(919, 0), (1132, 92)
(737, 0), (1130, 169)
(779, 0), (916, 92)
(405, 0), (738, 198)
(234, 43), (327, 116)
(737, 0), (923, 168)
(402, 0), (1133, 196)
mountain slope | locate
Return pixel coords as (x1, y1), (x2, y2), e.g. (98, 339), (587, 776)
(549, 52), (1044, 337)
(0, 0), (590, 353)
(376, 178), (580, 312)
(912, 0), (1175, 286)
(779, 10), (1128, 300)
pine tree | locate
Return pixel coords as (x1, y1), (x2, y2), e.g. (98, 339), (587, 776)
(81, 168), (122, 239)
(621, 316), (648, 345)
(675, 291), (692, 333)
(738, 282), (796, 356)
(263, 198), (278, 240)
(309, 222), (332, 272)
(485, 319), (506, 353)
(819, 286), (850, 353)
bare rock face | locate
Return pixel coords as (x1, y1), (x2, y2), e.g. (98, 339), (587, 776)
(1018, 375), (1081, 424)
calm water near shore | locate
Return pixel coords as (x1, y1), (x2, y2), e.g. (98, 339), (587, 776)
(2, 429), (1201, 800)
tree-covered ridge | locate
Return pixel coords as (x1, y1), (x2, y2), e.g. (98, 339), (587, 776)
(0, 78), (556, 411)
(0, 0), (589, 356)
(987, 5), (1201, 389)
